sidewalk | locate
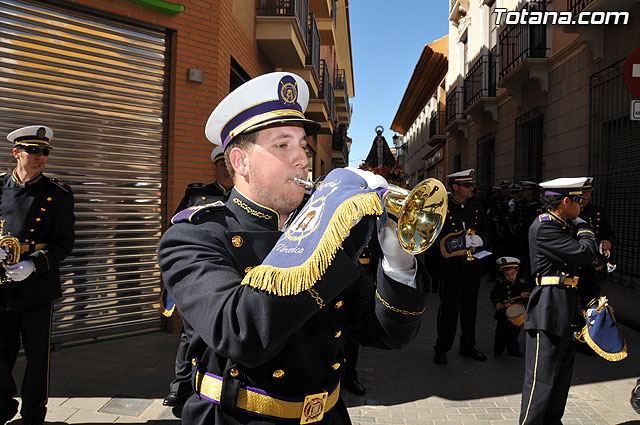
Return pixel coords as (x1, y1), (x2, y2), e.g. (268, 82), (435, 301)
(9, 279), (640, 424)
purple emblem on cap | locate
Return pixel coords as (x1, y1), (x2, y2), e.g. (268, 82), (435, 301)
(278, 75), (298, 106)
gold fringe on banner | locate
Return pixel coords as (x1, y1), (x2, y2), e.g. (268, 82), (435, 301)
(581, 304), (628, 362)
(241, 192), (384, 296)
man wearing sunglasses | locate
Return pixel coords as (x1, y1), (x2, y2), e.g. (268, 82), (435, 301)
(433, 169), (490, 365)
(519, 177), (597, 425)
(0, 125), (75, 425)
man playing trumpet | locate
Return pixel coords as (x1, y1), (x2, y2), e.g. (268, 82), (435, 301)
(157, 72), (429, 424)
(519, 177), (597, 425)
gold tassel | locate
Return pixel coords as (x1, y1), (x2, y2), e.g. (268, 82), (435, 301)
(241, 192), (383, 296)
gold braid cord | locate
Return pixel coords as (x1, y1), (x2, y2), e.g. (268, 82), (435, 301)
(376, 290), (424, 316)
(241, 192), (383, 296)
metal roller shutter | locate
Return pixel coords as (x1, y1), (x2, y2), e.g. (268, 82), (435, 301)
(0, 0), (169, 345)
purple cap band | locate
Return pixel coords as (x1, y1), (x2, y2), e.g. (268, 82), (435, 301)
(221, 100), (302, 150)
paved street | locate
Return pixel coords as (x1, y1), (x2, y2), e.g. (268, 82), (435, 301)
(10, 280), (640, 424)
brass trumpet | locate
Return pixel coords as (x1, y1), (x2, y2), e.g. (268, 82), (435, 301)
(293, 176), (448, 254)
(0, 220), (20, 285)
(465, 228), (476, 261)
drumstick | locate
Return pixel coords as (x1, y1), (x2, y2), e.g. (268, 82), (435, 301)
(503, 295), (523, 304)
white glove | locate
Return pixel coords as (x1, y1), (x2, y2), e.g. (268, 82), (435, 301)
(465, 234), (484, 248)
(378, 218), (417, 286)
(6, 260), (35, 282)
(0, 248), (7, 262)
(344, 167), (389, 190)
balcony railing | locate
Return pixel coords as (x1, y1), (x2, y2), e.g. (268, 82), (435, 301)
(498, 0), (548, 79)
(334, 68), (348, 98)
(306, 13), (320, 76)
(568, 0), (594, 15)
(445, 87), (465, 126)
(463, 49), (497, 110)
(257, 0), (309, 46)
(332, 124), (349, 163)
(320, 59), (334, 120)
(429, 111), (446, 139)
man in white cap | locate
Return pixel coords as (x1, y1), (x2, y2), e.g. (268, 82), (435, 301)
(0, 125), (75, 425)
(172, 145), (233, 213)
(519, 177), (597, 425)
(432, 169), (490, 365)
(162, 144), (234, 413)
(157, 72), (428, 424)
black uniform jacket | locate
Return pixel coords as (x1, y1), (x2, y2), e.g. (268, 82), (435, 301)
(175, 182), (229, 213)
(435, 196), (490, 279)
(579, 203), (614, 244)
(489, 277), (529, 320)
(525, 212), (597, 338)
(157, 188), (428, 424)
(0, 170), (75, 311)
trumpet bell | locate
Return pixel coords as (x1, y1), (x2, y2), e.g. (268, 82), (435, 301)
(383, 178), (448, 254)
(0, 220), (20, 285)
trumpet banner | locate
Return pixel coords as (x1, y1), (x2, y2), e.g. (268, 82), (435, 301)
(241, 168), (384, 296)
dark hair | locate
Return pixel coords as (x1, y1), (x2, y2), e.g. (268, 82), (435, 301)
(224, 131), (259, 180)
(540, 194), (564, 212)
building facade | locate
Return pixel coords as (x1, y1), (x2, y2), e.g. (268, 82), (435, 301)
(444, 0), (640, 288)
(391, 36), (449, 187)
(0, 0), (354, 344)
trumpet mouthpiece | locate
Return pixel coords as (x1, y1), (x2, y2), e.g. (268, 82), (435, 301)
(293, 175), (314, 189)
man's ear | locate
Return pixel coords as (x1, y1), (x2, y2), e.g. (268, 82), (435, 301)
(229, 147), (249, 178)
(12, 147), (20, 161)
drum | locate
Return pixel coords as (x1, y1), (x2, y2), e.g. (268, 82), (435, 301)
(505, 303), (526, 327)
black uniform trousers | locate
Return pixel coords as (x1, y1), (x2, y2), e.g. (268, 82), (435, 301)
(0, 303), (53, 423)
(519, 330), (575, 425)
(434, 274), (481, 353)
(342, 337), (360, 381)
(169, 326), (194, 395)
(494, 313), (521, 355)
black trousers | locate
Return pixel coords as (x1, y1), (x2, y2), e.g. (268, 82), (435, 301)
(169, 326), (194, 395)
(520, 329), (575, 425)
(0, 303), (53, 423)
(434, 274), (481, 353)
(494, 315), (521, 354)
(342, 337), (359, 381)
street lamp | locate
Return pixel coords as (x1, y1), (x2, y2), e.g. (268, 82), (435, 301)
(392, 134), (404, 164)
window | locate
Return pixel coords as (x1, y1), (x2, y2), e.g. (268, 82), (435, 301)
(230, 57), (251, 92)
(476, 133), (495, 194)
(453, 154), (462, 172)
(514, 108), (544, 182)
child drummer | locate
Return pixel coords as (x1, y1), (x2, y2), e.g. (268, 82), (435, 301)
(490, 256), (531, 357)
